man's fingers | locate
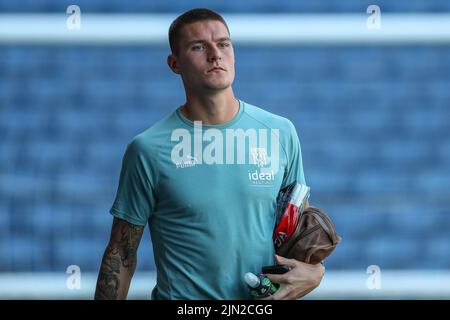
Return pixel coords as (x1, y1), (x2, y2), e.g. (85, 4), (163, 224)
(266, 286), (290, 300)
(275, 254), (297, 268)
(259, 285), (290, 300)
(264, 273), (287, 284)
(270, 288), (290, 300)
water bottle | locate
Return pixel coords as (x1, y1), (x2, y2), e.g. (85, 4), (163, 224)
(244, 272), (278, 298)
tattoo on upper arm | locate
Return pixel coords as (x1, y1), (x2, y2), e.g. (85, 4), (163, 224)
(95, 218), (144, 300)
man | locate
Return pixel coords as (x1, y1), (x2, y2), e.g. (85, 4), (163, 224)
(95, 8), (324, 300)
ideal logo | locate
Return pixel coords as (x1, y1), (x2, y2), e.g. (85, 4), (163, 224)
(248, 169), (275, 182)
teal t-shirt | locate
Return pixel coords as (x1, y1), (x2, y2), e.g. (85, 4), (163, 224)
(110, 99), (307, 299)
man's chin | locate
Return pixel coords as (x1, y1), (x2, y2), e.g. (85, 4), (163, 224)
(203, 81), (233, 91)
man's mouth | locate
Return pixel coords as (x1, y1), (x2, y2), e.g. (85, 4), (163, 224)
(207, 66), (226, 73)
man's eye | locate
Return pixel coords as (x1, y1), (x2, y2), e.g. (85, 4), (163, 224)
(219, 42), (230, 48)
(192, 45), (204, 51)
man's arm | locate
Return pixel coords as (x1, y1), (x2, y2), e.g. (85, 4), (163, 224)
(94, 217), (144, 300)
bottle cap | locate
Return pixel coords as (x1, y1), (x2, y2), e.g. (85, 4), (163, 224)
(244, 272), (260, 288)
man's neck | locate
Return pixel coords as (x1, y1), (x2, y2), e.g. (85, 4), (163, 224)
(181, 90), (239, 125)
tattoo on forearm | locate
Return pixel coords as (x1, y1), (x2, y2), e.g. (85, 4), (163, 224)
(94, 218), (144, 300)
(95, 255), (121, 299)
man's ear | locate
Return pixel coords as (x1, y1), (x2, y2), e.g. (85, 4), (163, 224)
(167, 54), (181, 74)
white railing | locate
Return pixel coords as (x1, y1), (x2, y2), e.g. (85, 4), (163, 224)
(1, 14), (450, 45)
(1, 271), (450, 299)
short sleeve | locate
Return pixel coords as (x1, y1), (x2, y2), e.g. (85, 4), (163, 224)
(109, 139), (156, 226)
(280, 120), (307, 189)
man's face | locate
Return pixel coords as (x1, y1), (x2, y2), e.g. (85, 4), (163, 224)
(169, 20), (235, 93)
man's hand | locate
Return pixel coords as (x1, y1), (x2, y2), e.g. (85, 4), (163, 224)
(260, 254), (324, 300)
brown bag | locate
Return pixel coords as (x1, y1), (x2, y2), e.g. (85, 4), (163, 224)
(276, 206), (342, 264)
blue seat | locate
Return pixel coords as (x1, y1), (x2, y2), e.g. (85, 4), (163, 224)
(365, 236), (419, 269)
(2, 36), (450, 272)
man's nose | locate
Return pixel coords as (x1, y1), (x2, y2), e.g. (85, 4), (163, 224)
(207, 46), (222, 62)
